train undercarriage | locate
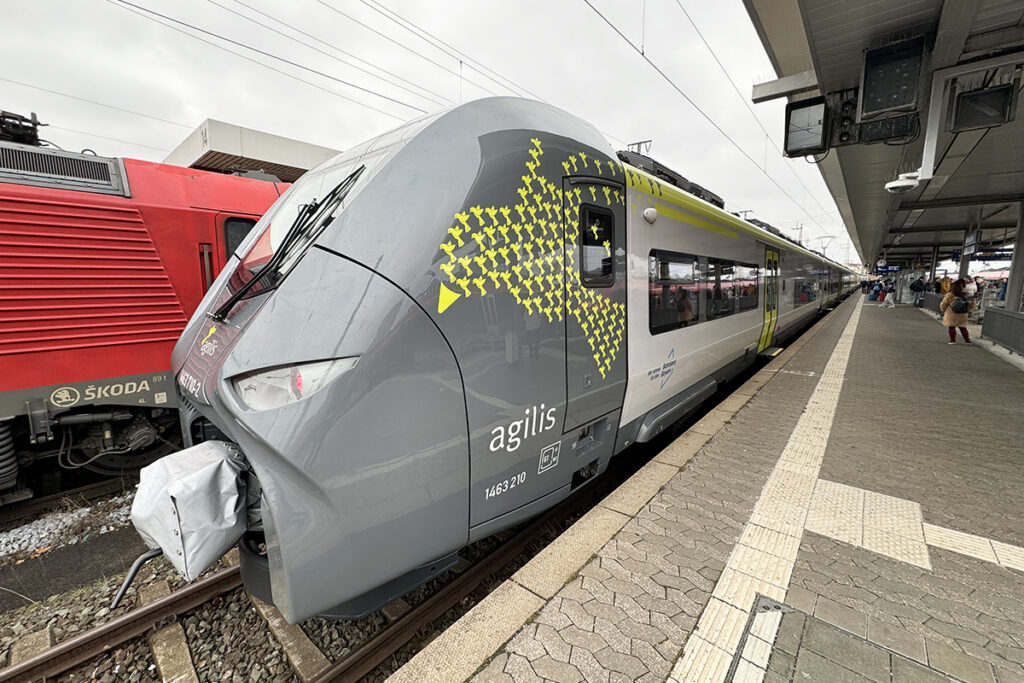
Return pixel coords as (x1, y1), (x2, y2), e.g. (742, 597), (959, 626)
(0, 406), (181, 504)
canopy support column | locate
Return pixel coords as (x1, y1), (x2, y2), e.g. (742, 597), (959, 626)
(1004, 203), (1024, 312)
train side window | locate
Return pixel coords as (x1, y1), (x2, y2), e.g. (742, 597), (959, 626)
(793, 273), (818, 307)
(224, 217), (257, 261)
(649, 250), (699, 334)
(734, 263), (760, 312)
(580, 206), (614, 287)
(704, 259), (759, 319)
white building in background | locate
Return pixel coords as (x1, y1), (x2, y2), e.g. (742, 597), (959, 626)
(164, 119), (339, 183)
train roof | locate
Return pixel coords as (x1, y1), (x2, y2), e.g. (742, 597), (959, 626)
(621, 161), (855, 274)
(0, 138), (288, 201)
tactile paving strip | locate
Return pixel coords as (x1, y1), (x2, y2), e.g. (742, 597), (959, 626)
(669, 303), (864, 683)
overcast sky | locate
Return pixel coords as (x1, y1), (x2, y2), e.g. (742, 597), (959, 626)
(3, 0), (861, 263)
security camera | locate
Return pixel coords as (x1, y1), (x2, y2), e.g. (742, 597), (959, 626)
(885, 171), (920, 194)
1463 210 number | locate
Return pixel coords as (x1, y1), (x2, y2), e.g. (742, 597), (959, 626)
(484, 471), (527, 500)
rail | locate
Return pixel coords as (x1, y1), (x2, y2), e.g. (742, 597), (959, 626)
(0, 567), (241, 682)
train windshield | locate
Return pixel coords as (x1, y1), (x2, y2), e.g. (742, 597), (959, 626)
(215, 164), (365, 319)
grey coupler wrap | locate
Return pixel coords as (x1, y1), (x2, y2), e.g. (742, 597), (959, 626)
(132, 440), (247, 581)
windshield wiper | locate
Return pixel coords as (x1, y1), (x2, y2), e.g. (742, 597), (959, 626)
(210, 165), (365, 322)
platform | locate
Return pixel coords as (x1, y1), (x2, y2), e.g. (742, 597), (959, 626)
(388, 294), (1024, 683)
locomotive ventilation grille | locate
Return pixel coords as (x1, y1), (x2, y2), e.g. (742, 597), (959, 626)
(0, 195), (189, 358)
(0, 141), (128, 196)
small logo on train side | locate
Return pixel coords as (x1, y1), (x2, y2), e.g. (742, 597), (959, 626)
(199, 326), (219, 357)
(538, 441), (560, 474)
(49, 386), (81, 408)
(646, 348), (676, 389)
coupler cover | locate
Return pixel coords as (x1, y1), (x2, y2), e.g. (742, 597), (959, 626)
(132, 440), (247, 581)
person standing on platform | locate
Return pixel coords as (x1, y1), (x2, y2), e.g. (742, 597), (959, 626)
(910, 276), (925, 307)
(964, 275), (978, 303)
(940, 279), (973, 345)
(881, 279), (897, 308)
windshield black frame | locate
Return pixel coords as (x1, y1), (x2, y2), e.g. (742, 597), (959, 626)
(211, 165), (365, 321)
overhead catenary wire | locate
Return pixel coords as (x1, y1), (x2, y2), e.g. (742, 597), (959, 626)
(107, 0), (425, 119)
(213, 0), (453, 108)
(47, 125), (173, 153)
(358, 0), (544, 101)
(1, 76), (193, 130)
(670, 0), (838, 222)
(581, 0), (835, 244)
(310, 0), (506, 99)
(357, 0), (637, 150)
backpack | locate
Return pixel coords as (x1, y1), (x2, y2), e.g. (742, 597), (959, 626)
(951, 297), (969, 314)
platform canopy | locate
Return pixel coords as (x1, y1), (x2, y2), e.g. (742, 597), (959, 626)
(744, 0), (1024, 271)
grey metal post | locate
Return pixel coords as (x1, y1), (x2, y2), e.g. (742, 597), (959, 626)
(959, 229), (972, 279)
(929, 245), (939, 282)
(1004, 203), (1024, 312)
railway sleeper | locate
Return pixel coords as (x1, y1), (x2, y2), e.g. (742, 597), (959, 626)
(139, 580), (199, 683)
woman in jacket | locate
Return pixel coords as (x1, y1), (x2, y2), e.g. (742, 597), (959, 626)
(939, 279), (973, 344)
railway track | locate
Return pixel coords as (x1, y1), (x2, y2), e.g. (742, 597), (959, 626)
(0, 567), (241, 682)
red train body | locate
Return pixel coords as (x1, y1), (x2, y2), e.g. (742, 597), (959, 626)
(0, 141), (286, 499)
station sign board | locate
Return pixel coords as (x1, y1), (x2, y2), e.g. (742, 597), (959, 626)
(964, 232), (978, 256)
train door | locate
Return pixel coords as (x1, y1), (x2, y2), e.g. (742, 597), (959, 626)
(562, 177), (627, 433)
(757, 247), (780, 353)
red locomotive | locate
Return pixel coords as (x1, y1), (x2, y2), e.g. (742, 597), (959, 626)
(0, 112), (287, 501)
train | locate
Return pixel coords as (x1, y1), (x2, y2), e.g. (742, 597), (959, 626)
(0, 116), (286, 502)
(128, 97), (857, 623)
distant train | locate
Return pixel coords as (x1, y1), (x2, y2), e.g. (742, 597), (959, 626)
(0, 128), (285, 501)
(134, 97), (856, 623)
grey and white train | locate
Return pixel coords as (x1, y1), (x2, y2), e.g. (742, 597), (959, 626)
(128, 97), (856, 623)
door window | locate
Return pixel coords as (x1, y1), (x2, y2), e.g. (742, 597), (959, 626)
(580, 206), (614, 287)
(223, 217), (257, 260)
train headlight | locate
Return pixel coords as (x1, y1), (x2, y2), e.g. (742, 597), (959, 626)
(231, 358), (358, 411)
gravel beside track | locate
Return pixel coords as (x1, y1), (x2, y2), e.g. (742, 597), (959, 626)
(61, 635), (158, 682)
(184, 588), (298, 683)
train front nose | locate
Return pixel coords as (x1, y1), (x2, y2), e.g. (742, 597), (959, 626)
(164, 248), (470, 622)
